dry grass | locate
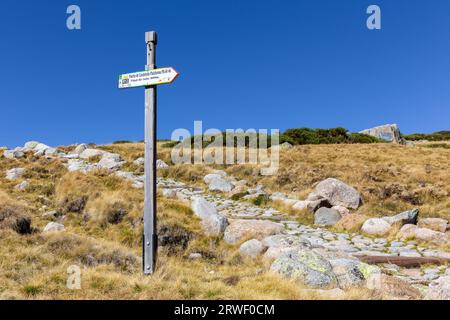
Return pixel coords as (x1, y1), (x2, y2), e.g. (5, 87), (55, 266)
(0, 141), (449, 299)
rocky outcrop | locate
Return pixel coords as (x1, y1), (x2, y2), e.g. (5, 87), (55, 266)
(418, 218), (448, 233)
(359, 124), (406, 144)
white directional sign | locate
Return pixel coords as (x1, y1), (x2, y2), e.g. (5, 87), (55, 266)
(118, 67), (179, 89)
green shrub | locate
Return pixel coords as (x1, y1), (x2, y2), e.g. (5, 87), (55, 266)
(404, 131), (450, 141)
(282, 127), (381, 145)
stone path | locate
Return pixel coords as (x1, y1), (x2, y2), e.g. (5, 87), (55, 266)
(156, 177), (450, 289)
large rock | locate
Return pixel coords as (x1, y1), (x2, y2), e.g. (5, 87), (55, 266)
(314, 207), (341, 226)
(239, 239), (266, 258)
(5, 168), (25, 180)
(361, 218), (392, 236)
(382, 209), (419, 226)
(425, 276), (450, 300)
(418, 218), (448, 233)
(204, 174), (234, 193)
(224, 219), (283, 245)
(309, 178), (362, 209)
(397, 224), (449, 245)
(191, 197), (228, 237)
(359, 124), (405, 144)
(270, 248), (337, 289)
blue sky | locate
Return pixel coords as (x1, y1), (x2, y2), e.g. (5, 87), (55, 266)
(1, 0), (449, 147)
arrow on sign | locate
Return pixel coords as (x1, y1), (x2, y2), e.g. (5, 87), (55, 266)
(118, 67), (179, 89)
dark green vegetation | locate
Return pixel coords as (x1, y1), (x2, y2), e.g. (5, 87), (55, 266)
(160, 127), (381, 148)
(404, 131), (450, 142)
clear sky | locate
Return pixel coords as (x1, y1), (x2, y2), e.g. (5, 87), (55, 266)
(1, 0), (449, 147)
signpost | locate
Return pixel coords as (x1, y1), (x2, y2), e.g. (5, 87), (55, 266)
(119, 31), (179, 275)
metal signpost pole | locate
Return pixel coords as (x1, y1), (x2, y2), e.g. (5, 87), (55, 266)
(119, 31), (178, 275)
(144, 31), (157, 275)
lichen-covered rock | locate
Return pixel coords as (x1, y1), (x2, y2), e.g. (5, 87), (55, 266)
(309, 178), (362, 209)
(361, 218), (392, 236)
(329, 258), (365, 289)
(224, 219), (283, 245)
(270, 248), (337, 289)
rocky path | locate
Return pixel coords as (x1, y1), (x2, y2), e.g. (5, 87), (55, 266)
(157, 177), (450, 298)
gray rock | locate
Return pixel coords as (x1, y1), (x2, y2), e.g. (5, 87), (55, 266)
(73, 144), (88, 155)
(97, 153), (125, 171)
(24, 141), (40, 150)
(15, 181), (29, 190)
(156, 159), (169, 169)
(359, 124), (405, 144)
(133, 157), (145, 166)
(425, 276), (450, 300)
(79, 148), (105, 159)
(382, 209), (419, 226)
(314, 208), (342, 226)
(361, 218), (392, 236)
(224, 219), (284, 245)
(329, 258), (366, 289)
(239, 239), (266, 258)
(67, 159), (97, 173)
(270, 248), (337, 289)
(191, 197), (228, 237)
(43, 222), (65, 233)
(3, 149), (25, 159)
(309, 178), (362, 209)
(188, 253), (202, 260)
(207, 176), (234, 193)
(418, 218), (448, 233)
(6, 168), (25, 180)
(262, 234), (311, 249)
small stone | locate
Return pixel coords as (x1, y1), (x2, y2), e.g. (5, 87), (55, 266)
(156, 159), (169, 169)
(43, 222), (65, 233)
(188, 253), (202, 260)
(15, 181), (29, 190)
(6, 168), (25, 180)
